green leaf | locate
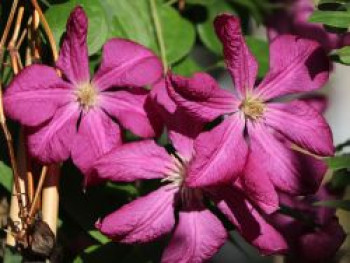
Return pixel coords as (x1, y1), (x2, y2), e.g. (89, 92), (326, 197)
(100, 0), (195, 64)
(3, 246), (22, 263)
(185, 0), (216, 5)
(315, 199), (350, 211)
(88, 230), (110, 245)
(331, 169), (350, 189)
(325, 155), (350, 170)
(245, 36), (269, 78)
(45, 0), (108, 55)
(0, 161), (13, 192)
(228, 0), (270, 23)
(309, 10), (350, 28)
(197, 1), (237, 55)
(172, 56), (202, 76)
(105, 182), (139, 197)
(332, 46), (350, 64)
(160, 6), (196, 64)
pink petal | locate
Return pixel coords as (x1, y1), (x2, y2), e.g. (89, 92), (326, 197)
(93, 39), (162, 91)
(150, 79), (204, 160)
(214, 14), (258, 96)
(265, 100), (334, 156)
(300, 94), (328, 114)
(167, 73), (237, 122)
(150, 79), (177, 115)
(93, 140), (174, 182)
(256, 35), (330, 100)
(312, 185), (343, 225)
(27, 103), (80, 163)
(100, 89), (161, 138)
(289, 146), (327, 194)
(168, 112), (203, 162)
(186, 115), (248, 187)
(56, 6), (90, 84)
(241, 140), (280, 214)
(248, 123), (318, 195)
(4, 65), (73, 127)
(162, 205), (227, 263)
(70, 108), (122, 182)
(211, 186), (287, 255)
(96, 186), (177, 243)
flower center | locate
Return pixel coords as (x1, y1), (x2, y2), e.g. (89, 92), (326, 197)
(240, 96), (265, 120)
(162, 155), (186, 187)
(162, 154), (203, 207)
(75, 82), (98, 110)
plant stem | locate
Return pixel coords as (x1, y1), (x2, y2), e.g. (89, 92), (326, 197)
(150, 0), (168, 73)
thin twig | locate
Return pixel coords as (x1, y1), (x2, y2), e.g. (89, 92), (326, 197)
(28, 166), (48, 220)
(30, 0), (58, 61)
(8, 6), (24, 75)
(16, 28), (27, 50)
(0, 1), (28, 227)
(0, 0), (19, 54)
(150, 0), (168, 73)
(27, 171), (34, 205)
(1, 123), (28, 223)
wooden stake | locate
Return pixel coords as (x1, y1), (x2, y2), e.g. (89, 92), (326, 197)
(6, 131), (27, 246)
(41, 165), (60, 235)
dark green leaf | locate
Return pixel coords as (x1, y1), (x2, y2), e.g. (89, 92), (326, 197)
(60, 165), (111, 244)
(186, 0), (216, 5)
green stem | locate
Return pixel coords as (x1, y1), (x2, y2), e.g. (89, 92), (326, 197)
(150, 0), (168, 73)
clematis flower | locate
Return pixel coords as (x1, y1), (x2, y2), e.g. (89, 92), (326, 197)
(167, 14), (333, 214)
(266, 0), (350, 52)
(3, 6), (162, 182)
(267, 184), (346, 263)
(93, 83), (288, 262)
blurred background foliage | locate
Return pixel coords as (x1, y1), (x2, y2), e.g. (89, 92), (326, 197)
(0, 0), (350, 262)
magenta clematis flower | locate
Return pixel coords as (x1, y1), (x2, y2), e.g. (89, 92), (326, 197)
(266, 0), (350, 52)
(267, 184), (346, 263)
(93, 81), (287, 262)
(3, 6), (163, 182)
(167, 14), (333, 214)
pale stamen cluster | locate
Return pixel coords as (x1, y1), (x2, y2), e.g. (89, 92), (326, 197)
(75, 82), (98, 110)
(239, 94), (265, 121)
